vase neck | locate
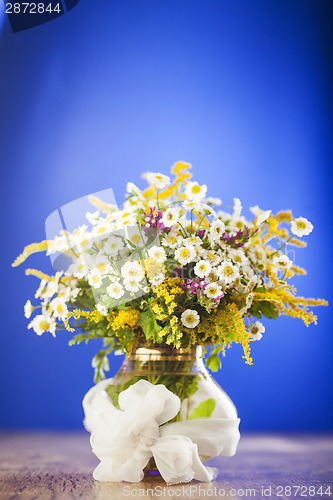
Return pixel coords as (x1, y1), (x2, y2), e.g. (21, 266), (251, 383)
(127, 346), (202, 363)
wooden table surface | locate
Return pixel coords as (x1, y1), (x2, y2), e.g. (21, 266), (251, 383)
(0, 433), (332, 499)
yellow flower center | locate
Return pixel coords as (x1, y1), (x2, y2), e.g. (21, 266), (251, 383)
(97, 227), (106, 234)
(97, 262), (106, 273)
(56, 304), (63, 314)
(191, 185), (201, 194)
(187, 314), (195, 323)
(39, 320), (50, 331)
(180, 248), (190, 258)
(223, 266), (233, 277)
(167, 236), (177, 244)
(80, 238), (88, 246)
(92, 275), (99, 283)
(296, 221), (306, 229)
(131, 234), (141, 244)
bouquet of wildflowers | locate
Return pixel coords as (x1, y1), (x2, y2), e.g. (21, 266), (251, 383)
(13, 162), (327, 382)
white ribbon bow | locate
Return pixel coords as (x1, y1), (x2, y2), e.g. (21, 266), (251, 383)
(83, 379), (240, 485)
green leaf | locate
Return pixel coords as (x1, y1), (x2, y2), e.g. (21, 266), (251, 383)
(206, 353), (221, 372)
(138, 308), (163, 340)
(259, 301), (278, 320)
(189, 398), (216, 420)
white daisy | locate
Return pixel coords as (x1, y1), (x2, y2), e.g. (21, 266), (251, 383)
(91, 254), (111, 276)
(185, 181), (207, 202)
(181, 309), (200, 328)
(92, 222), (111, 238)
(143, 172), (171, 190)
(233, 198), (242, 217)
(124, 279), (140, 292)
(194, 260), (212, 278)
(88, 270), (103, 289)
(125, 227), (147, 248)
(85, 210), (100, 225)
(250, 205), (271, 225)
(50, 297), (68, 320)
(247, 245), (267, 265)
(182, 199), (202, 212)
(28, 313), (57, 337)
(104, 235), (125, 256)
(205, 269), (220, 284)
(200, 204), (216, 217)
(205, 197), (222, 206)
(148, 245), (167, 263)
(96, 304), (108, 316)
(126, 182), (142, 197)
(175, 245), (196, 266)
(217, 262), (240, 284)
(107, 282), (125, 299)
(162, 207), (179, 227)
(272, 254), (293, 270)
(23, 300), (32, 319)
(290, 217), (313, 237)
(162, 232), (181, 249)
(250, 321), (265, 341)
(121, 261), (144, 282)
(228, 249), (248, 267)
(203, 250), (221, 267)
(204, 283), (223, 299)
(150, 273), (165, 287)
(209, 219), (226, 241)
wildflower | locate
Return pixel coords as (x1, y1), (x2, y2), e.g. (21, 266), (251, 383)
(194, 260), (212, 278)
(205, 197), (222, 206)
(185, 181), (207, 202)
(272, 254), (293, 270)
(104, 235), (124, 256)
(182, 200), (202, 212)
(28, 313), (56, 337)
(24, 300), (33, 319)
(85, 210), (100, 225)
(91, 254), (111, 276)
(250, 206), (271, 225)
(233, 198), (242, 217)
(126, 182), (142, 197)
(209, 219), (226, 241)
(121, 261), (144, 282)
(175, 245), (196, 265)
(204, 283), (223, 299)
(124, 278), (140, 292)
(107, 282), (125, 299)
(148, 245), (167, 263)
(290, 217), (313, 237)
(150, 273), (165, 286)
(162, 232), (181, 249)
(96, 304), (108, 316)
(228, 249), (248, 267)
(50, 297), (68, 320)
(162, 208), (179, 227)
(88, 270), (103, 289)
(250, 321), (265, 340)
(217, 262), (240, 285)
(143, 172), (171, 189)
(181, 309), (200, 328)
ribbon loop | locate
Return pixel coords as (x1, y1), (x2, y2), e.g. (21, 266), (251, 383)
(83, 378), (240, 484)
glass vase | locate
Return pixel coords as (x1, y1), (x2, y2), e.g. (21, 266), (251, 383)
(104, 345), (238, 472)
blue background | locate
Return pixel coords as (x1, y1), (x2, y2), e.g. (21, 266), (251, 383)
(0, 0), (332, 430)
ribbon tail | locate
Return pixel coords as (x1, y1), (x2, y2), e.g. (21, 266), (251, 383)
(151, 435), (214, 485)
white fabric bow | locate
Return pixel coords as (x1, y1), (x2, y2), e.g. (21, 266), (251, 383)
(83, 379), (240, 485)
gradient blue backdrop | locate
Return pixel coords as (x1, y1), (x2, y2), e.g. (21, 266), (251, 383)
(0, 0), (332, 430)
